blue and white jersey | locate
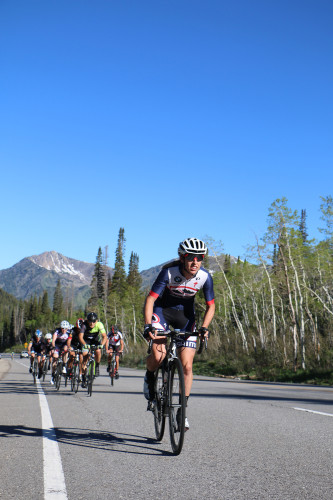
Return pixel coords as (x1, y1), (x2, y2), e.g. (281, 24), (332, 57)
(149, 264), (214, 309)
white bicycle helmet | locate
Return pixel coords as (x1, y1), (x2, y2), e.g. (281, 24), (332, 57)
(178, 238), (207, 256)
(60, 320), (70, 329)
(45, 333), (52, 340)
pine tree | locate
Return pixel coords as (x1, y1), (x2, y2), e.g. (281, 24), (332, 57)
(53, 280), (63, 316)
(41, 290), (51, 315)
(9, 310), (15, 345)
(299, 209), (308, 243)
(224, 254), (231, 274)
(127, 252), (142, 290)
(112, 227), (127, 296)
(94, 247), (106, 300)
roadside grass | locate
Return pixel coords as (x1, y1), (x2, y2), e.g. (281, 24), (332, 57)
(6, 343), (333, 386)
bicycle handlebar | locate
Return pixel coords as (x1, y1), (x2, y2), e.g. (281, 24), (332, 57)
(146, 329), (208, 354)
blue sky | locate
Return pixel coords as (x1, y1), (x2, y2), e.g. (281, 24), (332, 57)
(0, 0), (332, 272)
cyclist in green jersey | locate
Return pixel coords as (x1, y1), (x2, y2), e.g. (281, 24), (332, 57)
(78, 312), (107, 379)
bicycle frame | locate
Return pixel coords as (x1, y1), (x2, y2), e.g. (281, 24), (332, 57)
(150, 328), (207, 455)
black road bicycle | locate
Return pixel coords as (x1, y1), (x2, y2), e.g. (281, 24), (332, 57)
(85, 345), (101, 397)
(149, 329), (207, 455)
(109, 351), (122, 386)
(53, 357), (64, 391)
(71, 348), (81, 393)
(32, 356), (39, 385)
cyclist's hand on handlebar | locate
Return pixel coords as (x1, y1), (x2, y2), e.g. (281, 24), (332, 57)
(143, 324), (155, 340)
(198, 327), (209, 338)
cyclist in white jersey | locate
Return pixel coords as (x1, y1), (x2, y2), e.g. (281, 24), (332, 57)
(106, 325), (124, 379)
(143, 237), (215, 430)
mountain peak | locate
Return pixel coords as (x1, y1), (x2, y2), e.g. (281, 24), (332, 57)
(28, 251), (91, 283)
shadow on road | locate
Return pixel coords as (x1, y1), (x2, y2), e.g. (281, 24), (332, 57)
(0, 424), (174, 456)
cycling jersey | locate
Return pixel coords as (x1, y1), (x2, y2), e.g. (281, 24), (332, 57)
(80, 321), (106, 345)
(29, 338), (45, 354)
(53, 328), (70, 347)
(107, 331), (123, 348)
(44, 342), (53, 355)
(149, 265), (215, 309)
(68, 327), (81, 348)
(149, 264), (215, 345)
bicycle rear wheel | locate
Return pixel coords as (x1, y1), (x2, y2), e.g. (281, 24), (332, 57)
(87, 361), (94, 396)
(154, 365), (166, 441)
(168, 358), (186, 455)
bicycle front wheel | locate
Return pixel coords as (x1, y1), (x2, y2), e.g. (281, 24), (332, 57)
(33, 359), (38, 385)
(110, 357), (116, 386)
(154, 365), (166, 441)
(168, 358), (186, 455)
(87, 361), (94, 396)
(74, 363), (80, 393)
(71, 363), (76, 391)
(55, 362), (62, 391)
(42, 360), (47, 382)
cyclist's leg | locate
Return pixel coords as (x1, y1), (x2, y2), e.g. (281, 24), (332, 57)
(94, 347), (101, 375)
(115, 352), (120, 372)
(29, 352), (35, 372)
(67, 348), (75, 371)
(177, 346), (196, 397)
(52, 349), (59, 376)
(37, 354), (43, 377)
(144, 310), (168, 401)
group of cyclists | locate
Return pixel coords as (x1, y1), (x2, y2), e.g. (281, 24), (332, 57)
(27, 315), (124, 386)
(26, 237), (215, 433)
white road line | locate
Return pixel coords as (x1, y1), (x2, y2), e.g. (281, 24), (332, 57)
(294, 407), (333, 417)
(37, 379), (68, 499)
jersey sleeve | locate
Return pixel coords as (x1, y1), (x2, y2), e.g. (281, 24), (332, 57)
(203, 272), (215, 305)
(149, 268), (170, 299)
(97, 322), (106, 334)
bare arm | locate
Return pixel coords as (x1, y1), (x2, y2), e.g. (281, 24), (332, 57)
(201, 302), (215, 331)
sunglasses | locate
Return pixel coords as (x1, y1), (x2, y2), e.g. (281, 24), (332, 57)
(184, 253), (204, 262)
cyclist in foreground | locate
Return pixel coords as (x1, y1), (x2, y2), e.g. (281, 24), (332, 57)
(78, 312), (107, 383)
(143, 237), (215, 431)
(106, 325), (124, 379)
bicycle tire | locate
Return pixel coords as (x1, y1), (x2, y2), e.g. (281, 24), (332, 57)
(55, 362), (62, 391)
(64, 363), (68, 387)
(33, 359), (38, 385)
(42, 359), (47, 382)
(154, 365), (166, 441)
(168, 358), (186, 455)
(71, 363), (76, 391)
(73, 363), (80, 393)
(110, 356), (116, 386)
(87, 361), (94, 396)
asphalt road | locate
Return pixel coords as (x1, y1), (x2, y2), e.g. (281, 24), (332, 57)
(1, 353), (333, 500)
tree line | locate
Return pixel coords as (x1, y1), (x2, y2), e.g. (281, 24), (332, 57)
(2, 198), (333, 379)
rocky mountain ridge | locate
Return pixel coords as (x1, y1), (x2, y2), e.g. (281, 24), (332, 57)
(0, 250), (235, 309)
